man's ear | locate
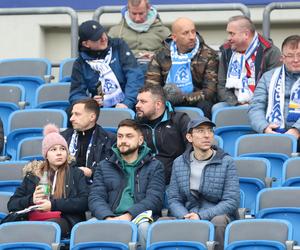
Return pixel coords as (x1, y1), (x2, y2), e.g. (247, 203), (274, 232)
(186, 133), (192, 143)
(82, 40), (89, 48)
(171, 33), (176, 42)
(139, 135), (144, 146)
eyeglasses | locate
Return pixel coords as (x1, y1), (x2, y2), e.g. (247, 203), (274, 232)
(192, 128), (214, 135)
(282, 53), (300, 60)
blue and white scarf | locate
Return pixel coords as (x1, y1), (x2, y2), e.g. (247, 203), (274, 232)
(86, 47), (125, 107)
(226, 32), (260, 102)
(166, 37), (200, 94)
(124, 6), (157, 33)
(69, 129), (95, 167)
(266, 65), (300, 131)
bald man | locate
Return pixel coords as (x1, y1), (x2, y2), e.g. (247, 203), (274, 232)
(145, 17), (218, 118)
(214, 15), (281, 112)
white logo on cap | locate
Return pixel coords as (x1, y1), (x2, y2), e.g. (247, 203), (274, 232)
(92, 25), (97, 29)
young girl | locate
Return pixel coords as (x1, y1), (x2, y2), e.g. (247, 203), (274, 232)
(7, 124), (89, 237)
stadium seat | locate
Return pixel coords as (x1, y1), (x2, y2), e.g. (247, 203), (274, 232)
(0, 221), (61, 250)
(146, 220), (215, 250)
(59, 58), (75, 82)
(255, 187), (300, 244)
(0, 160), (27, 181)
(213, 135), (223, 149)
(0, 191), (13, 219)
(235, 134), (297, 186)
(0, 181), (21, 192)
(70, 220), (137, 250)
(212, 106), (255, 156)
(0, 84), (25, 107)
(97, 108), (135, 133)
(35, 82), (70, 110)
(282, 157), (300, 187)
(17, 137), (43, 161)
(5, 109), (68, 160)
(0, 58), (52, 108)
(0, 102), (20, 136)
(234, 157), (272, 215)
(224, 219), (294, 250)
(174, 106), (204, 120)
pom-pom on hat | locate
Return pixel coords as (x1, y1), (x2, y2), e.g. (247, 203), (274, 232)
(42, 124), (68, 158)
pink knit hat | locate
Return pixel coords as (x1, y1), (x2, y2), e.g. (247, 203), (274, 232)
(42, 124), (68, 158)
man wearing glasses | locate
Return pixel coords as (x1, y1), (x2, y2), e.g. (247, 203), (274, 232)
(249, 35), (300, 144)
(167, 117), (240, 250)
(215, 15), (281, 112)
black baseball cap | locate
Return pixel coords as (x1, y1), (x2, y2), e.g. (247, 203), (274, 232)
(187, 117), (216, 132)
(79, 20), (105, 41)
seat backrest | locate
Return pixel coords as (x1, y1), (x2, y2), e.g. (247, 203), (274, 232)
(70, 221), (137, 248)
(213, 135), (223, 148)
(282, 157), (300, 181)
(0, 161), (27, 181)
(212, 106), (250, 128)
(0, 58), (51, 78)
(235, 134), (297, 157)
(0, 221), (60, 245)
(97, 108), (135, 128)
(8, 109), (68, 132)
(147, 220), (214, 247)
(59, 58), (75, 82)
(174, 106), (204, 120)
(224, 219), (292, 247)
(256, 187), (300, 211)
(0, 191), (13, 215)
(0, 84), (25, 105)
(234, 157), (271, 183)
(17, 137), (43, 161)
(35, 82), (70, 106)
(0, 103), (19, 136)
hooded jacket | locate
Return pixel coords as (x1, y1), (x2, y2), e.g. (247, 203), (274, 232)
(88, 144), (165, 220)
(7, 160), (88, 227)
(70, 37), (144, 109)
(217, 34), (282, 105)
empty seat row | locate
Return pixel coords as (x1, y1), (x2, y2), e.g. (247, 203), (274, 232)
(0, 218), (296, 249)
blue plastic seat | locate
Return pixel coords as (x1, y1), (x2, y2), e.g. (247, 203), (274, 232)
(281, 157), (300, 187)
(224, 219), (293, 250)
(0, 191), (14, 218)
(59, 58), (75, 82)
(146, 220), (215, 250)
(16, 137), (43, 161)
(0, 221), (61, 249)
(235, 134), (297, 186)
(255, 187), (300, 243)
(70, 220), (137, 250)
(0, 180), (22, 192)
(5, 109), (67, 160)
(174, 106), (204, 120)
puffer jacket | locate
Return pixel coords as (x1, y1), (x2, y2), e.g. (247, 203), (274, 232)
(7, 160), (88, 227)
(146, 34), (219, 104)
(167, 146), (240, 221)
(69, 37), (144, 109)
(88, 150), (165, 220)
(217, 34), (282, 105)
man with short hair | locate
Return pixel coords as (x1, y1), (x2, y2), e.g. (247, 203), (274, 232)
(216, 15), (281, 111)
(167, 117), (240, 250)
(61, 98), (115, 180)
(135, 85), (190, 184)
(69, 20), (144, 109)
(89, 119), (165, 249)
(146, 17), (218, 118)
(249, 35), (300, 143)
(109, 0), (170, 69)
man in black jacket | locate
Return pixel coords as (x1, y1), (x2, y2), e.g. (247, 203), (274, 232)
(135, 85), (190, 184)
(61, 98), (115, 181)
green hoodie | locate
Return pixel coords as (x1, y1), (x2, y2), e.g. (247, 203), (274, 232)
(112, 143), (151, 215)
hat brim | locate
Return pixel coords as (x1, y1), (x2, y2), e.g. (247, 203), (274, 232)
(89, 28), (105, 41)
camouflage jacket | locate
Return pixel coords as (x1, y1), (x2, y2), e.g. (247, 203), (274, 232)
(145, 34), (219, 104)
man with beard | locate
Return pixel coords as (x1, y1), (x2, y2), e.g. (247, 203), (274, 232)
(215, 15), (281, 112)
(135, 85), (190, 184)
(89, 119), (165, 249)
(61, 98), (115, 182)
(146, 17), (218, 118)
(69, 20), (144, 109)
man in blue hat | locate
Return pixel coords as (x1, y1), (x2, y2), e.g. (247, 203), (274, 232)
(167, 117), (240, 250)
(69, 20), (144, 110)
